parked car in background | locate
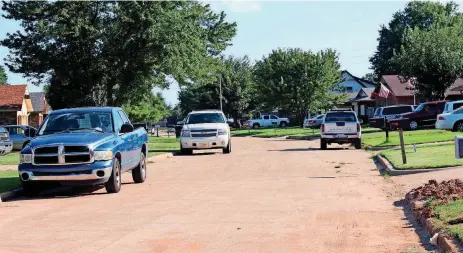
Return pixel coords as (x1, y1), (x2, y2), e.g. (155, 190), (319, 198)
(443, 100), (463, 114)
(304, 114), (324, 128)
(18, 107), (148, 195)
(320, 109), (361, 150)
(248, 115), (290, 128)
(2, 125), (37, 150)
(368, 105), (415, 129)
(0, 127), (13, 155)
(392, 100), (447, 130)
(436, 106), (463, 131)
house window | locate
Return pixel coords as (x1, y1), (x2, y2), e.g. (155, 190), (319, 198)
(346, 87), (353, 92)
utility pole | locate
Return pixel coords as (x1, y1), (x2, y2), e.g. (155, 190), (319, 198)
(219, 75), (223, 111)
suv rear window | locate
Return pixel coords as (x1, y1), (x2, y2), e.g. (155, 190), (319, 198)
(324, 112), (356, 122)
(382, 106), (412, 115)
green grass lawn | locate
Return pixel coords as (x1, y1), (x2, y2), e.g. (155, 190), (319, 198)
(363, 129), (459, 147)
(380, 143), (463, 170)
(0, 152), (19, 165)
(433, 199), (463, 241)
(232, 127), (380, 138)
(148, 137), (179, 157)
(0, 170), (21, 194)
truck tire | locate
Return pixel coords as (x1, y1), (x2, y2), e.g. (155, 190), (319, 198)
(252, 123), (260, 129)
(105, 158), (121, 194)
(132, 152), (146, 184)
(354, 139), (362, 149)
(181, 147), (193, 155)
(223, 139), (231, 154)
(21, 181), (41, 197)
(280, 121), (287, 128)
(320, 139), (327, 150)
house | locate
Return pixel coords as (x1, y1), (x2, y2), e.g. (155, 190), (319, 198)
(29, 92), (52, 127)
(377, 75), (463, 106)
(0, 85), (33, 125)
(333, 71), (377, 119)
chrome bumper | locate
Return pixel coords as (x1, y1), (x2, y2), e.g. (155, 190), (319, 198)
(20, 167), (113, 181)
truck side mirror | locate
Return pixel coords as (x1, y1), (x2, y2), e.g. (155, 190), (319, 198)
(120, 123), (134, 134)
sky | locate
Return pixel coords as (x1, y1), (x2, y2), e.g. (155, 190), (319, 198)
(0, 1), (455, 106)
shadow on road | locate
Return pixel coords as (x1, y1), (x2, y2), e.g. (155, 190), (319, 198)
(0, 177), (21, 195)
(173, 152), (216, 157)
(4, 185), (106, 202)
(268, 147), (353, 152)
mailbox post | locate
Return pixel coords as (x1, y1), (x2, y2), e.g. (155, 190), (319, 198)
(391, 118), (410, 164)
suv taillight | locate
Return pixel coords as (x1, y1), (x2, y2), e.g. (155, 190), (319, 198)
(357, 123), (360, 132)
(321, 124), (325, 132)
(438, 116), (445, 120)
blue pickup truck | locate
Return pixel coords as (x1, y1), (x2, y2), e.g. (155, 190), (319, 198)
(18, 107), (148, 195)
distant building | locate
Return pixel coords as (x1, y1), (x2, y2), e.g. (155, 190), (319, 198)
(29, 92), (52, 127)
(0, 85), (33, 125)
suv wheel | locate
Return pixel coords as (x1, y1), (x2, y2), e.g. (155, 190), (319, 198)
(105, 158), (121, 194)
(223, 139), (231, 154)
(180, 146), (193, 155)
(320, 139), (327, 150)
(409, 120), (419, 130)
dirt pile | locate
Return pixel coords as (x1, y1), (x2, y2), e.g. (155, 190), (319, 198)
(406, 179), (463, 219)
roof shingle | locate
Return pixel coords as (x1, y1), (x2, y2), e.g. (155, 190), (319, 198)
(0, 85), (27, 110)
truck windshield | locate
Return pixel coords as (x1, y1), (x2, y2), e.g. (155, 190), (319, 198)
(325, 112), (356, 122)
(38, 112), (114, 135)
(187, 113), (225, 124)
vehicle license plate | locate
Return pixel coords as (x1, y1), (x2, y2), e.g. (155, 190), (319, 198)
(199, 143), (208, 148)
(336, 134), (347, 138)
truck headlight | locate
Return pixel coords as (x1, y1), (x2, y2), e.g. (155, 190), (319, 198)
(20, 154), (32, 164)
(93, 150), (113, 161)
(218, 129), (228, 135)
(181, 130), (191, 137)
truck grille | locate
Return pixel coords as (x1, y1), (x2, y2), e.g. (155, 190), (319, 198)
(33, 145), (92, 165)
(190, 129), (217, 138)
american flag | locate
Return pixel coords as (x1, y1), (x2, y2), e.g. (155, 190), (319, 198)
(377, 83), (390, 98)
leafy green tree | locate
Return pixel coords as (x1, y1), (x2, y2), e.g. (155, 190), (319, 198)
(370, 1), (462, 77)
(178, 56), (256, 128)
(392, 24), (463, 99)
(123, 92), (168, 123)
(254, 48), (342, 126)
(362, 73), (378, 83)
(1, 1), (236, 109)
(0, 65), (7, 85)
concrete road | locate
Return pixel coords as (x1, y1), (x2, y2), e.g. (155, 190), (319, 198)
(0, 138), (427, 253)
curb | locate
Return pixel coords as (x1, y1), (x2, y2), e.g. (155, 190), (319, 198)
(407, 200), (462, 252)
(0, 188), (23, 202)
(375, 154), (458, 176)
(365, 140), (454, 151)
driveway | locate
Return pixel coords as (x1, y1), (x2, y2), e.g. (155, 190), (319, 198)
(0, 137), (427, 253)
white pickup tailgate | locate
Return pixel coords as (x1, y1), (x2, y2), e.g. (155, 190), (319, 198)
(324, 122), (357, 134)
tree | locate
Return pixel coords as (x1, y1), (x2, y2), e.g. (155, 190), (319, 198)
(392, 24), (463, 99)
(254, 48), (343, 127)
(2, 1), (237, 109)
(362, 73), (378, 83)
(0, 65), (7, 85)
(370, 1), (462, 77)
(123, 92), (168, 123)
(178, 56), (256, 128)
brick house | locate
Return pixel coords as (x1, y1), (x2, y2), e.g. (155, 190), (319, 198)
(29, 92), (52, 127)
(0, 85), (34, 125)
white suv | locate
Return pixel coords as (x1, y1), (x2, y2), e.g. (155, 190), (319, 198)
(320, 109), (362, 150)
(180, 110), (231, 155)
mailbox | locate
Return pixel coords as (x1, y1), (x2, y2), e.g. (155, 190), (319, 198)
(389, 118), (410, 130)
(369, 117), (385, 129)
(455, 136), (463, 159)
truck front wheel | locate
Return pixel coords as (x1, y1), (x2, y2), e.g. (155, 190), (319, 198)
(252, 123), (260, 129)
(132, 152), (146, 183)
(105, 158), (121, 194)
(280, 121), (287, 128)
(21, 181), (41, 197)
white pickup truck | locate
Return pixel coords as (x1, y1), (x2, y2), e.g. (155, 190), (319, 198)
(320, 109), (361, 150)
(248, 115), (290, 128)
